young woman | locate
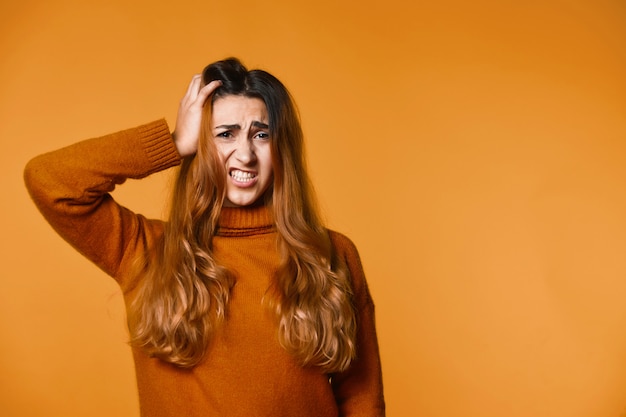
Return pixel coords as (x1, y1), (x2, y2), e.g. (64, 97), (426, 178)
(24, 58), (385, 416)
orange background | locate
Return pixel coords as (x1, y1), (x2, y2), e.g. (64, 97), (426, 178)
(2, 1), (626, 416)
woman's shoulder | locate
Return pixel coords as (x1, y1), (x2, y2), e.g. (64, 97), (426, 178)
(328, 229), (365, 276)
(327, 229), (374, 307)
(328, 229), (360, 258)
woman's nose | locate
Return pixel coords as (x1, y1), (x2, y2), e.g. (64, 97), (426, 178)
(234, 139), (257, 164)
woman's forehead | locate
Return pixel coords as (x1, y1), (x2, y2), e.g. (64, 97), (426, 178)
(211, 95), (268, 125)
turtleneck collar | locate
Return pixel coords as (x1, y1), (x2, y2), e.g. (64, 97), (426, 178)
(217, 205), (275, 237)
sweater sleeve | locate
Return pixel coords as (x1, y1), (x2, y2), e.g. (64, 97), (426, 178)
(23, 119), (181, 284)
(329, 232), (386, 417)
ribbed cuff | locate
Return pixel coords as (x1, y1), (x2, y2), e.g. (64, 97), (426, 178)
(138, 119), (181, 173)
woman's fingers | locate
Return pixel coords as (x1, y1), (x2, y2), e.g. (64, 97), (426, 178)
(181, 74), (202, 107)
(173, 77), (222, 157)
(195, 80), (222, 107)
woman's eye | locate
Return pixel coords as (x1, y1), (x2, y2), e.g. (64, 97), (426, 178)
(255, 132), (270, 140)
(216, 131), (232, 138)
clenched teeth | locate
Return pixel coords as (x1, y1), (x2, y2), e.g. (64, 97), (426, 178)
(230, 169), (256, 182)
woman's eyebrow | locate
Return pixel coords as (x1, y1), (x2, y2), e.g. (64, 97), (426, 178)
(214, 124), (240, 130)
(214, 121), (268, 130)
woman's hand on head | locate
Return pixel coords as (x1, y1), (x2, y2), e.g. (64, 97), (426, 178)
(173, 76), (222, 157)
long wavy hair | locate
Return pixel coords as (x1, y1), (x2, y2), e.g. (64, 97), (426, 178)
(127, 58), (357, 372)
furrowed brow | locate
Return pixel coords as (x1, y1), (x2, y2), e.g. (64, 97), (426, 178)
(252, 121), (269, 129)
(214, 124), (241, 130)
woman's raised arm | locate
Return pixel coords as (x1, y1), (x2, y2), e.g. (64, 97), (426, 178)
(23, 120), (180, 280)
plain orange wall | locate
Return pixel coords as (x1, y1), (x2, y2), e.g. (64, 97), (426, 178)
(2, 0), (626, 416)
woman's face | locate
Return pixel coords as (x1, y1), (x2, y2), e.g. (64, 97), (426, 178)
(211, 95), (273, 207)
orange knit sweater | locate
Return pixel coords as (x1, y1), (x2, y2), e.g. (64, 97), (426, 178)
(24, 120), (385, 417)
